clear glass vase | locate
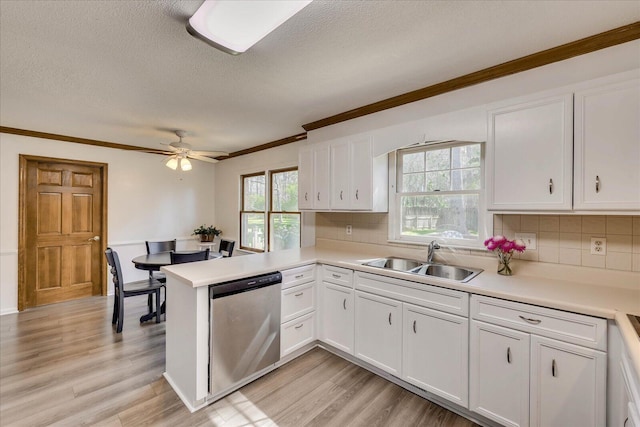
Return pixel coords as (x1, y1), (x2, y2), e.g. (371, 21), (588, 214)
(497, 251), (513, 276)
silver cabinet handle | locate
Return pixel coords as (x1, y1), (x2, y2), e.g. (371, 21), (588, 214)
(507, 347), (512, 364)
(294, 324), (303, 329)
(549, 178), (553, 194)
(332, 274), (341, 279)
(294, 292), (303, 297)
(388, 312), (392, 325)
(595, 175), (600, 193)
(317, 192), (320, 201)
(355, 189), (359, 200)
(519, 315), (541, 324)
(304, 192), (308, 201)
(413, 320), (417, 334)
(343, 298), (347, 310)
(294, 274), (304, 279)
(340, 190), (343, 200)
(88, 235), (100, 242)
(552, 359), (557, 377)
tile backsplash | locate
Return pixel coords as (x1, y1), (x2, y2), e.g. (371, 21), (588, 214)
(315, 212), (640, 272)
(495, 214), (640, 272)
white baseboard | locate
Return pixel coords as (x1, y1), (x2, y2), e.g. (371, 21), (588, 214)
(0, 308), (19, 316)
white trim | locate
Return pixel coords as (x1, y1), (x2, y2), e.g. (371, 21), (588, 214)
(0, 250), (18, 256)
(0, 308), (19, 316)
(107, 236), (195, 247)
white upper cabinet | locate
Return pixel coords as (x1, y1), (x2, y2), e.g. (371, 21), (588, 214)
(573, 77), (640, 211)
(300, 135), (387, 212)
(487, 93), (573, 211)
(298, 144), (330, 210)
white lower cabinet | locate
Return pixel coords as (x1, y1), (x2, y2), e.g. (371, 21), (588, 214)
(280, 265), (317, 358)
(320, 282), (354, 354)
(402, 303), (469, 407)
(354, 290), (402, 376)
(530, 335), (606, 427)
(470, 320), (531, 427)
(470, 295), (607, 427)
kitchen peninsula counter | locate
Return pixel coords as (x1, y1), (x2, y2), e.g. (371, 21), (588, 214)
(162, 240), (640, 412)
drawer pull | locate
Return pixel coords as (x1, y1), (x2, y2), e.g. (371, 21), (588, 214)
(413, 320), (417, 334)
(294, 323), (304, 330)
(294, 292), (304, 297)
(388, 313), (392, 325)
(343, 298), (347, 310)
(304, 192), (308, 201)
(340, 190), (343, 200)
(549, 178), (553, 194)
(507, 347), (512, 364)
(317, 192), (320, 201)
(519, 315), (541, 324)
(332, 273), (341, 279)
(355, 189), (359, 200)
(552, 359), (557, 377)
(294, 274), (304, 279)
(595, 175), (600, 193)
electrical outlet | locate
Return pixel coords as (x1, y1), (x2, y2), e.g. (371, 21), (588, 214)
(590, 237), (607, 255)
(514, 232), (537, 250)
(346, 225), (352, 235)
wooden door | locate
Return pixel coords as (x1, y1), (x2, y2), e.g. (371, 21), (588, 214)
(20, 156), (107, 309)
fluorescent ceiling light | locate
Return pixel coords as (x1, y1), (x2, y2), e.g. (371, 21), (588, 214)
(187, 0), (312, 55)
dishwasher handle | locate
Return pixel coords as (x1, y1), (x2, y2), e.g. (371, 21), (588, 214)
(210, 272), (282, 299)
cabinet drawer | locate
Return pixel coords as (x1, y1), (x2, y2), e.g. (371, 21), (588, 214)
(281, 282), (315, 323)
(355, 271), (468, 317)
(471, 295), (607, 351)
(322, 265), (353, 288)
(281, 264), (315, 289)
(281, 312), (315, 357)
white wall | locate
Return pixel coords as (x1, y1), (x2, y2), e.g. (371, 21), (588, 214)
(0, 133), (216, 314)
(213, 139), (315, 251)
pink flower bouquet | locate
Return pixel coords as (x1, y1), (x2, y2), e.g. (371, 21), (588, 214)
(484, 235), (526, 275)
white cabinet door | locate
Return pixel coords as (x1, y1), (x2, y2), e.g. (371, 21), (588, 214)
(355, 291), (402, 376)
(574, 78), (640, 210)
(530, 335), (606, 427)
(349, 137), (373, 210)
(487, 94), (573, 210)
(320, 282), (354, 354)
(314, 145), (330, 210)
(330, 140), (350, 210)
(298, 146), (330, 210)
(470, 320), (530, 427)
(298, 148), (314, 210)
(402, 303), (468, 407)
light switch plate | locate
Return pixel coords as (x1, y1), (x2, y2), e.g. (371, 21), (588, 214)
(514, 232), (537, 250)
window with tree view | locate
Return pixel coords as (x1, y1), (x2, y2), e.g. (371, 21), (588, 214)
(394, 142), (484, 246)
(241, 169), (300, 252)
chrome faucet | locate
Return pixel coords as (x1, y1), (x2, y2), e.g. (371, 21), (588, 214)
(427, 240), (440, 263)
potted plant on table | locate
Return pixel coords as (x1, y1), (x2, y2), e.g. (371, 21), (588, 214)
(192, 225), (222, 242)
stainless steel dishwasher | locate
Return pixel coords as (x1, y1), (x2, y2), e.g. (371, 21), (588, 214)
(209, 271), (282, 395)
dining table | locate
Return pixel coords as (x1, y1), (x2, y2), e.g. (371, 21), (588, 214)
(132, 250), (223, 322)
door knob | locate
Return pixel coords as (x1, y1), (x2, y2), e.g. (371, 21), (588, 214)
(88, 236), (100, 242)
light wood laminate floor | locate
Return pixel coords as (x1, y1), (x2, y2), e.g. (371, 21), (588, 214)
(0, 296), (480, 427)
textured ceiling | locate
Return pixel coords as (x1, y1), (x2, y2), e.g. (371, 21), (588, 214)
(1, 0), (639, 154)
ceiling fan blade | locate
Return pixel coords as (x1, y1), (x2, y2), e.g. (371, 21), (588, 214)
(188, 153), (219, 164)
(190, 150), (229, 157)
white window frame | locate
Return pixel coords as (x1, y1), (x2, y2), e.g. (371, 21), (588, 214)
(388, 141), (490, 249)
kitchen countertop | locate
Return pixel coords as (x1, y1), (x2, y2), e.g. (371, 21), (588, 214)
(163, 240), (640, 376)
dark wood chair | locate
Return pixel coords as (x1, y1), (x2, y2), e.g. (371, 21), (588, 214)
(105, 248), (164, 333)
(170, 249), (210, 264)
(219, 239), (235, 257)
(145, 239), (176, 282)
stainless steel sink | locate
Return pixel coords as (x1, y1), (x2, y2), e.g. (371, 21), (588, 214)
(409, 264), (482, 283)
(362, 257), (482, 283)
(363, 257), (424, 272)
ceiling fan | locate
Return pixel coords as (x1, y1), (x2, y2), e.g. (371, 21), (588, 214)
(161, 130), (229, 171)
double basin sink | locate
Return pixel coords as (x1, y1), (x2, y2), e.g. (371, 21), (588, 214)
(363, 257), (482, 283)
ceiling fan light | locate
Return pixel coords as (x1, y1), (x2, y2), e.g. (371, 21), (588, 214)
(187, 0), (313, 55)
(166, 156), (179, 170)
(180, 157), (193, 171)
